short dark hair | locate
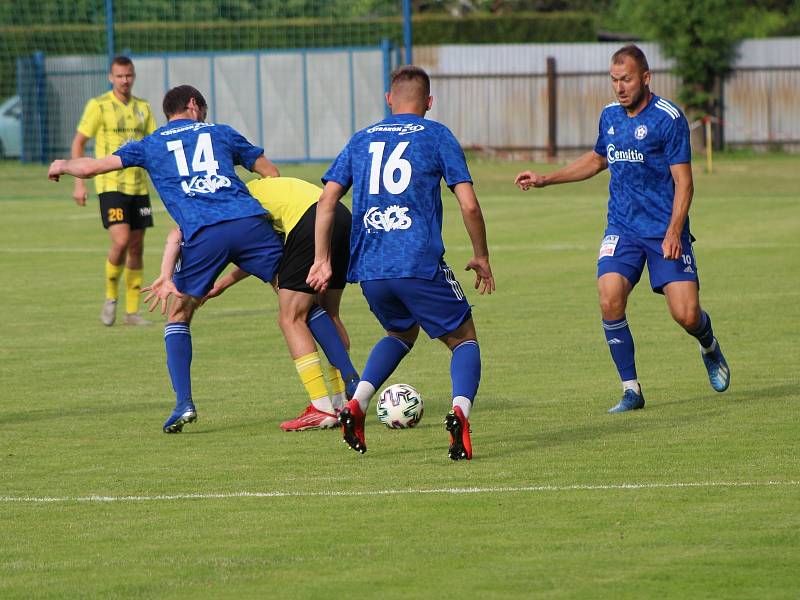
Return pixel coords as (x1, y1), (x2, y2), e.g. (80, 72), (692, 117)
(611, 44), (650, 73)
(390, 65), (431, 98)
(110, 56), (134, 71)
(162, 85), (207, 119)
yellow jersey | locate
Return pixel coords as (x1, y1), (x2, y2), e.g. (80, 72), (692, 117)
(77, 91), (156, 195)
(246, 177), (322, 237)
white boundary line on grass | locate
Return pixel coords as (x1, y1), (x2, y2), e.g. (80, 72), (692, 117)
(1, 480), (797, 504)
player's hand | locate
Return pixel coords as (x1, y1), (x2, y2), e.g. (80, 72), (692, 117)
(306, 260), (332, 293)
(465, 256), (495, 295)
(514, 171), (547, 191)
(142, 276), (183, 316)
(48, 160), (66, 182)
(72, 179), (87, 206)
(661, 230), (682, 260)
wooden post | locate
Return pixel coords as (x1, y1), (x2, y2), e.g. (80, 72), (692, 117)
(547, 56), (557, 162)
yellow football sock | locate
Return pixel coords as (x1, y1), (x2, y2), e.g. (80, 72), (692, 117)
(295, 352), (330, 405)
(124, 267), (143, 314)
(105, 260), (124, 301)
(328, 365), (346, 396)
(328, 365), (347, 411)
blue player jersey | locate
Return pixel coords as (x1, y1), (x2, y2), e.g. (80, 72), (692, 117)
(593, 94), (692, 238)
(115, 119), (266, 241)
(323, 113), (472, 282)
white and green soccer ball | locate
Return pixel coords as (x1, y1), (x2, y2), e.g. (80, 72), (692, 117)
(376, 383), (424, 429)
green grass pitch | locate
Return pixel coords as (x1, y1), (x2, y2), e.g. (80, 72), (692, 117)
(0, 155), (798, 598)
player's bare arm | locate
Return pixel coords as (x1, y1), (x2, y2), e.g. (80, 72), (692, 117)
(662, 162), (694, 260)
(142, 227), (184, 315)
(48, 155), (124, 182)
(453, 182), (495, 295)
(307, 181), (345, 293)
(251, 155), (280, 178)
(202, 268), (251, 304)
(69, 131), (90, 206)
(515, 150), (608, 191)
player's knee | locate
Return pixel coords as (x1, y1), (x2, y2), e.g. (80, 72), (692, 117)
(599, 297), (626, 320)
(672, 306), (700, 330)
(278, 308), (306, 330)
(110, 237), (129, 253)
(127, 238), (144, 256)
(390, 325), (419, 347)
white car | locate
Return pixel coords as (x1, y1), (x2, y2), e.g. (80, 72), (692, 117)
(0, 95), (21, 158)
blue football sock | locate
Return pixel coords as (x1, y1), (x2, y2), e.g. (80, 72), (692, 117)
(307, 305), (360, 395)
(602, 316), (637, 382)
(361, 336), (412, 389)
(165, 323), (192, 406)
(687, 310), (715, 350)
(451, 340), (481, 404)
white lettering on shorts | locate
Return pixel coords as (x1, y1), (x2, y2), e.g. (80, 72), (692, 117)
(599, 235), (619, 259)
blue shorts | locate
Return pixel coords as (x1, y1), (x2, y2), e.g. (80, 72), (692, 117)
(597, 228), (699, 294)
(174, 216), (283, 298)
(360, 263), (473, 339)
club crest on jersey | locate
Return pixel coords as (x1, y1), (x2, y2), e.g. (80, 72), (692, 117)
(363, 205), (412, 232)
(181, 174), (232, 195)
(366, 123), (425, 136)
(634, 124), (648, 140)
(606, 144), (644, 164)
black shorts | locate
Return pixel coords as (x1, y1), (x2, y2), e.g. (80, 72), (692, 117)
(277, 202), (351, 292)
(98, 192), (154, 230)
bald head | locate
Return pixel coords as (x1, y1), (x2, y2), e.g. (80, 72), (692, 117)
(388, 65), (432, 115)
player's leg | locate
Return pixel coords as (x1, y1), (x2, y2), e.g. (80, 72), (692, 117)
(598, 273), (645, 412)
(98, 192), (132, 326)
(316, 289), (359, 405)
(663, 281), (730, 392)
(121, 195), (154, 325)
(354, 325), (419, 411)
(647, 238), (729, 392)
(398, 263), (476, 460)
(121, 229), (150, 325)
(277, 289), (339, 431)
(341, 323), (419, 455)
(338, 279), (420, 454)
(597, 232), (646, 413)
(287, 201), (359, 401)
(162, 294), (201, 433)
(162, 218), (275, 433)
(272, 209), (354, 428)
(103, 223), (130, 326)
(438, 318), (480, 461)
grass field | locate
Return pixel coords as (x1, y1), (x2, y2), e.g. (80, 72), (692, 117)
(0, 155), (798, 598)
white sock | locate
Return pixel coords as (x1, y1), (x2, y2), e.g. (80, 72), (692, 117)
(331, 392), (346, 412)
(353, 381), (375, 413)
(452, 396), (472, 418)
(701, 338), (718, 354)
(311, 397), (335, 414)
(622, 380), (640, 394)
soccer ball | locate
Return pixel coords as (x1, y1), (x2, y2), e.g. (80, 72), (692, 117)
(376, 383), (424, 429)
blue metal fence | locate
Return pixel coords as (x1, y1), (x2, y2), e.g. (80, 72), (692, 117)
(19, 43), (398, 163)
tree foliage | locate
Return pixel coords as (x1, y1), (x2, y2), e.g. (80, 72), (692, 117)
(613, 0), (746, 118)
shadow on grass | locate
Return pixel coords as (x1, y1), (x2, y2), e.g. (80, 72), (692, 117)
(483, 381), (797, 458)
(0, 401), (157, 428)
(653, 381), (797, 407)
